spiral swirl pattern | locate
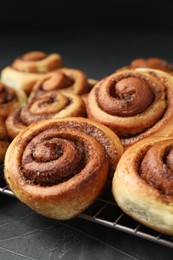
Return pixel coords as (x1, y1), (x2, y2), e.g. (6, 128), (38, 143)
(21, 128), (106, 186)
(140, 140), (173, 196)
(112, 136), (173, 235)
(5, 117), (123, 219)
(87, 68), (173, 148)
(6, 91), (86, 138)
(31, 68), (92, 97)
(1, 51), (64, 95)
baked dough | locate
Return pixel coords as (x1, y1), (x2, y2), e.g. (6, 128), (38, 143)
(112, 136), (173, 235)
(116, 57), (173, 74)
(87, 68), (173, 149)
(4, 117), (123, 220)
(30, 67), (97, 99)
(5, 91), (86, 139)
(0, 81), (26, 119)
(1, 51), (63, 95)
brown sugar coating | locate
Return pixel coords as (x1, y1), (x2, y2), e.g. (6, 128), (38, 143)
(4, 117), (123, 220)
(30, 68), (94, 99)
(41, 71), (74, 91)
(112, 136), (173, 235)
(6, 92), (86, 139)
(86, 68), (173, 149)
(140, 141), (173, 195)
(97, 77), (154, 117)
(21, 132), (94, 186)
(17, 118), (122, 186)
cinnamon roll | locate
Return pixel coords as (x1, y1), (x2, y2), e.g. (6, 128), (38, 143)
(116, 57), (173, 74)
(6, 91), (86, 139)
(29, 68), (97, 100)
(0, 81), (26, 119)
(87, 68), (173, 149)
(1, 51), (63, 95)
(4, 117), (123, 220)
(112, 136), (173, 235)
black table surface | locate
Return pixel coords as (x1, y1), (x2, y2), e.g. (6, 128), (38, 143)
(1, 30), (173, 260)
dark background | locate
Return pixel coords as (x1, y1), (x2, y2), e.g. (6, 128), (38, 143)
(0, 2), (173, 80)
(1, 1), (173, 33)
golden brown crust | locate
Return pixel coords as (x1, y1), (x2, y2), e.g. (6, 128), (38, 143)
(81, 78), (98, 105)
(1, 66), (45, 95)
(0, 81), (26, 119)
(36, 68), (97, 97)
(86, 68), (173, 149)
(1, 51), (64, 95)
(5, 91), (86, 139)
(117, 57), (173, 73)
(5, 108), (25, 139)
(4, 117), (123, 220)
(112, 136), (173, 235)
(12, 51), (63, 73)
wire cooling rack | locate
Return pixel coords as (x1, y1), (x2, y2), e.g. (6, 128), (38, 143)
(1, 166), (173, 249)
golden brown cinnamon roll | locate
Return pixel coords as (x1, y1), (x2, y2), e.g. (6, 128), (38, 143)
(6, 91), (86, 139)
(117, 57), (173, 73)
(12, 51), (63, 73)
(4, 117), (123, 220)
(0, 119), (10, 161)
(29, 68), (97, 100)
(1, 51), (63, 95)
(87, 68), (173, 149)
(0, 81), (26, 119)
(112, 136), (173, 235)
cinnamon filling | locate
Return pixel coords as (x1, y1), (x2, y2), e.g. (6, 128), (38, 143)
(21, 137), (85, 186)
(19, 120), (117, 187)
(42, 72), (74, 91)
(19, 92), (70, 125)
(140, 142), (173, 195)
(55, 121), (119, 167)
(96, 76), (154, 117)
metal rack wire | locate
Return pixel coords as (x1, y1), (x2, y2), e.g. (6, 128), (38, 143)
(1, 168), (173, 249)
